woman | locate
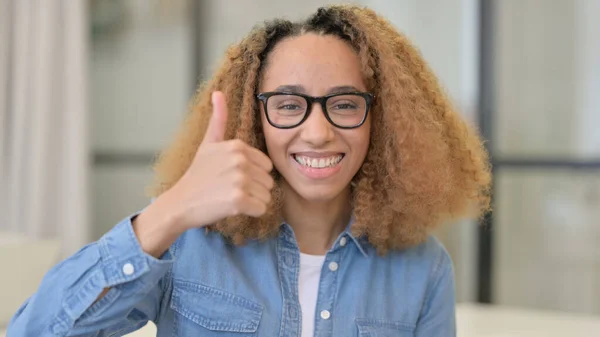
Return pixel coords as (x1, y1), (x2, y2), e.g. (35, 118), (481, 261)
(9, 5), (491, 337)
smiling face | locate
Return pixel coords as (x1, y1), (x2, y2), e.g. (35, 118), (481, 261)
(259, 33), (371, 203)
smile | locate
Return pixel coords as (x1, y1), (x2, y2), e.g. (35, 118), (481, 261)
(293, 154), (344, 168)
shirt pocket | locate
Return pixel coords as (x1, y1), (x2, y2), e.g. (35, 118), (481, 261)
(355, 318), (416, 337)
(171, 278), (263, 336)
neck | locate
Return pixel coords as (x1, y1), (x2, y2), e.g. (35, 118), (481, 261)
(281, 181), (352, 255)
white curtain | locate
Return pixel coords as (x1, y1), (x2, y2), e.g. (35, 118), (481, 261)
(0, 0), (90, 256)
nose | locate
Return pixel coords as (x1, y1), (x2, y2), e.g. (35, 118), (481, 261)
(299, 104), (335, 146)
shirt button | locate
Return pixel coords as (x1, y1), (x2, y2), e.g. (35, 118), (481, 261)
(288, 305), (298, 319)
(340, 237), (347, 247)
(328, 262), (339, 271)
(122, 263), (135, 276)
(320, 310), (331, 320)
(284, 255), (294, 266)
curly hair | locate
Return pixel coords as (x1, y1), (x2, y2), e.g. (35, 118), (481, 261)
(150, 5), (492, 254)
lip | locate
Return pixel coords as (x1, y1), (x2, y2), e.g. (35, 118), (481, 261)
(292, 151), (344, 158)
(290, 153), (344, 180)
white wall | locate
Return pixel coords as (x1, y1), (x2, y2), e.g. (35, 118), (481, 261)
(90, 0), (193, 238)
(493, 0), (600, 314)
(574, 0), (600, 156)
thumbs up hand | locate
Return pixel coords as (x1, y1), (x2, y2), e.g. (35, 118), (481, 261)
(144, 91), (275, 232)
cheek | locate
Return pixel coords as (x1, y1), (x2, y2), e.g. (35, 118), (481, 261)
(261, 124), (288, 159)
(352, 126), (371, 159)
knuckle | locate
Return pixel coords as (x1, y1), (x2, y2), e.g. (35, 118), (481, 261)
(230, 190), (246, 213)
(232, 171), (248, 187)
(232, 188), (246, 202)
(232, 153), (248, 169)
(265, 159), (274, 171)
(267, 176), (275, 189)
(229, 139), (245, 152)
(258, 202), (268, 215)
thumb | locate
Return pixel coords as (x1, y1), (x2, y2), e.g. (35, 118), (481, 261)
(203, 91), (228, 143)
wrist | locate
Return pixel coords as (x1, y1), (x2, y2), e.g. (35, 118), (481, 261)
(133, 196), (186, 258)
(150, 195), (188, 236)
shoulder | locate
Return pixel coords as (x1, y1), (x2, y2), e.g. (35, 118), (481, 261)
(380, 235), (454, 285)
(400, 236), (455, 305)
(388, 235), (452, 268)
(409, 235), (452, 271)
(389, 236), (455, 309)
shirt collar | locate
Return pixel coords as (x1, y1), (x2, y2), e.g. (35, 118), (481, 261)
(341, 214), (369, 257)
(279, 213), (369, 258)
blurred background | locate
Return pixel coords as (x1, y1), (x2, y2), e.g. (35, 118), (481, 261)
(1, 0), (599, 335)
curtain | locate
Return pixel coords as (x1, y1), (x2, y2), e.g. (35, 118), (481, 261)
(0, 0), (90, 257)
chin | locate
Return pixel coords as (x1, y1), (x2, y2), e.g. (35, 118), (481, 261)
(289, 183), (349, 203)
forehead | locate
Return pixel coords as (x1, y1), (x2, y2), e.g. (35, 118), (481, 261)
(260, 33), (366, 94)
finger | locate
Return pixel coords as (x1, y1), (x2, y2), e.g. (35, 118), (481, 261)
(236, 193), (268, 218)
(242, 145), (274, 172)
(247, 163), (275, 190)
(203, 91), (228, 143)
(246, 179), (272, 205)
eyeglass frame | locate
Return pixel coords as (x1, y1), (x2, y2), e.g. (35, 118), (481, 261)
(256, 91), (374, 129)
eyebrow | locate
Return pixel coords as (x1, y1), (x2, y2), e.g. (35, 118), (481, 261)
(273, 85), (361, 94)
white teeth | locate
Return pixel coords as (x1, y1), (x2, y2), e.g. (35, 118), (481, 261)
(294, 154), (343, 168)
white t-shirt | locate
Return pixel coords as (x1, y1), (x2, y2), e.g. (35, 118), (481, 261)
(299, 253), (326, 337)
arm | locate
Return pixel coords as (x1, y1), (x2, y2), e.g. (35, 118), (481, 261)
(8, 91), (273, 336)
(7, 213), (176, 337)
(414, 249), (456, 337)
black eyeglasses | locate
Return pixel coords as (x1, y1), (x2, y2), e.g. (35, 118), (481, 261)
(256, 91), (374, 129)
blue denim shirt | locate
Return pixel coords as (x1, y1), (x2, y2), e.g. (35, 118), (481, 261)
(8, 210), (456, 337)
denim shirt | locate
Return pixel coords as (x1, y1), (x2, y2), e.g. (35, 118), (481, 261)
(8, 210), (456, 337)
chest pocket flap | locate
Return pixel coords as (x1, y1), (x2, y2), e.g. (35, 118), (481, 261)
(356, 318), (415, 337)
(171, 279), (263, 333)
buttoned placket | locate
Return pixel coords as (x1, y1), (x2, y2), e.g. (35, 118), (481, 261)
(277, 225), (302, 337)
(277, 224), (356, 337)
(311, 234), (351, 337)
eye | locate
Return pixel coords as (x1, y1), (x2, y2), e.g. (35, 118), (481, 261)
(268, 95), (307, 112)
(327, 94), (366, 113)
(329, 100), (359, 110)
(277, 103), (303, 110)
(332, 103), (358, 109)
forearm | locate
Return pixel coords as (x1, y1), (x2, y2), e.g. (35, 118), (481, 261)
(7, 213), (175, 337)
